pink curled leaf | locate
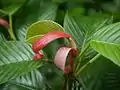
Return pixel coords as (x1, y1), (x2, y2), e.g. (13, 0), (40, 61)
(32, 31), (71, 60)
(32, 31), (70, 53)
(0, 18), (9, 29)
(54, 47), (77, 74)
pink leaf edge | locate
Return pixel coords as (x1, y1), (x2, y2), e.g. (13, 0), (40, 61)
(54, 47), (77, 74)
(32, 31), (71, 60)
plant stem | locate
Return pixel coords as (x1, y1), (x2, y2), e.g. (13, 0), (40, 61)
(77, 43), (90, 59)
(76, 54), (101, 76)
(8, 15), (16, 40)
(74, 44), (89, 72)
(89, 54), (101, 63)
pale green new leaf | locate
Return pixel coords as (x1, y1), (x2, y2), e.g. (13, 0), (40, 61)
(91, 40), (120, 66)
(0, 41), (42, 84)
(26, 20), (63, 44)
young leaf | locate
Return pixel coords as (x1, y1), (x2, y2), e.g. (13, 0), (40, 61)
(32, 31), (70, 52)
(32, 31), (76, 60)
(26, 20), (64, 44)
(54, 47), (77, 74)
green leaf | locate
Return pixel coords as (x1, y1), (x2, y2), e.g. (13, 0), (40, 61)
(64, 12), (112, 47)
(40, 64), (64, 90)
(9, 70), (44, 89)
(2, 64), (64, 90)
(93, 22), (120, 44)
(1, 84), (31, 90)
(77, 56), (120, 90)
(64, 11), (113, 73)
(64, 12), (112, 64)
(91, 40), (120, 66)
(0, 60), (41, 84)
(9, 64), (64, 90)
(0, 0), (26, 15)
(26, 20), (64, 43)
(25, 20), (66, 60)
(14, 0), (58, 40)
(0, 41), (42, 84)
(0, 32), (6, 41)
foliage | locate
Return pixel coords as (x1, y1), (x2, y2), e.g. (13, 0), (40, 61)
(0, 0), (120, 90)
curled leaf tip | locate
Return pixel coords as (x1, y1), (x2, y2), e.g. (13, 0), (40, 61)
(71, 48), (78, 57)
(54, 47), (77, 74)
(32, 30), (78, 73)
(32, 31), (71, 60)
(33, 53), (43, 60)
(0, 18), (9, 29)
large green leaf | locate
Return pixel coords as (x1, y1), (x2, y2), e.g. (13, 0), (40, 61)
(9, 70), (44, 90)
(64, 12), (112, 47)
(77, 57), (120, 90)
(9, 64), (64, 90)
(2, 64), (64, 90)
(0, 60), (40, 84)
(0, 41), (42, 84)
(13, 0), (58, 40)
(91, 40), (120, 66)
(93, 22), (120, 44)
